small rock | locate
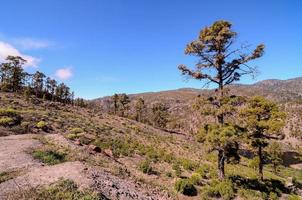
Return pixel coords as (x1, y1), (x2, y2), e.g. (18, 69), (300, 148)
(74, 139), (81, 145)
(104, 149), (113, 157)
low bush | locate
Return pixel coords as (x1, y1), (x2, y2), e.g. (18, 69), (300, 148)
(288, 194), (302, 200)
(269, 192), (278, 200)
(0, 108), (19, 117)
(203, 179), (234, 200)
(195, 164), (210, 178)
(172, 163), (182, 177)
(293, 177), (302, 189)
(237, 189), (264, 200)
(179, 158), (198, 171)
(0, 117), (14, 126)
(67, 128), (85, 140)
(69, 128), (84, 135)
(0, 108), (22, 127)
(174, 178), (197, 196)
(32, 149), (66, 165)
(165, 171), (173, 178)
(195, 128), (206, 143)
(189, 173), (202, 185)
(36, 121), (49, 131)
(139, 159), (153, 175)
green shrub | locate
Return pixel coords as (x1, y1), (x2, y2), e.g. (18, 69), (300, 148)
(21, 121), (31, 132)
(162, 152), (174, 163)
(238, 189), (263, 200)
(203, 179), (234, 200)
(0, 117), (14, 126)
(293, 177), (302, 189)
(196, 164), (210, 178)
(174, 179), (197, 196)
(32, 150), (66, 165)
(111, 139), (134, 158)
(288, 194), (301, 200)
(69, 128), (84, 135)
(146, 148), (160, 162)
(67, 133), (78, 140)
(165, 171), (173, 178)
(172, 163), (182, 177)
(36, 121), (48, 131)
(0, 108), (22, 127)
(66, 128), (85, 140)
(0, 108), (18, 117)
(180, 158), (197, 171)
(139, 159), (153, 174)
(269, 192), (278, 200)
(248, 157), (260, 171)
(189, 173), (202, 185)
(195, 128), (206, 143)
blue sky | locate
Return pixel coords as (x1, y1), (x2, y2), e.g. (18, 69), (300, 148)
(0, 0), (301, 99)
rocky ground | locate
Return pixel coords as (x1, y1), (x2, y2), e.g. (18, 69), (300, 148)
(0, 133), (172, 200)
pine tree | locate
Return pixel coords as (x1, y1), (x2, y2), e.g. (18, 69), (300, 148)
(267, 141), (283, 173)
(135, 98), (146, 122)
(240, 96), (286, 180)
(151, 103), (169, 128)
(0, 56), (27, 92)
(112, 94), (119, 114)
(118, 93), (130, 117)
(32, 71), (46, 98)
(178, 20), (265, 179)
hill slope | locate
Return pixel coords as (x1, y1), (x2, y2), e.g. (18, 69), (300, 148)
(1, 78), (302, 199)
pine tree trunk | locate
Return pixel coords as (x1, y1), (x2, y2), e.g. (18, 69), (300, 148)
(217, 80), (226, 180)
(258, 146), (264, 181)
(218, 149), (225, 180)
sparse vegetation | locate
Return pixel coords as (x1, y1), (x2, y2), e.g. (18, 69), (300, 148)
(139, 158), (153, 174)
(32, 149), (67, 165)
(5, 178), (99, 200)
(0, 171), (19, 184)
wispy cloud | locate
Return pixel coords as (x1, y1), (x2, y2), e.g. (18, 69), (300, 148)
(12, 37), (54, 50)
(0, 41), (40, 68)
(55, 67), (73, 80)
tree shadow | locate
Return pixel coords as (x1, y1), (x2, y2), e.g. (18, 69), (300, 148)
(229, 175), (289, 195)
(239, 149), (254, 159)
(282, 151), (302, 167)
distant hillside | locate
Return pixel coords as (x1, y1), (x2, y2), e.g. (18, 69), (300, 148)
(93, 77), (302, 138)
(95, 77), (302, 103)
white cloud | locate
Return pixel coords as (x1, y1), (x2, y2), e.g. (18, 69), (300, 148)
(0, 41), (40, 67)
(13, 38), (54, 50)
(55, 67), (73, 80)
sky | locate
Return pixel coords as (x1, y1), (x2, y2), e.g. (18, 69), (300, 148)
(0, 0), (301, 99)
